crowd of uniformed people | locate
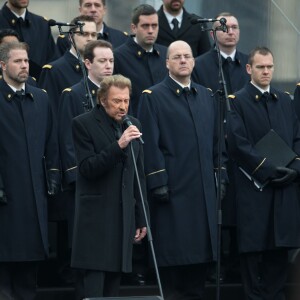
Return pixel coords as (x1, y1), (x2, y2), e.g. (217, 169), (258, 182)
(0, 0), (300, 299)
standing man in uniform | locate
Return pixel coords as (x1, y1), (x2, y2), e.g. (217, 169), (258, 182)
(227, 46), (300, 300)
(0, 41), (60, 300)
(0, 0), (58, 79)
(156, 0), (211, 57)
(113, 4), (168, 116)
(71, 74), (148, 299)
(57, 0), (128, 55)
(39, 15), (97, 114)
(138, 40), (227, 300)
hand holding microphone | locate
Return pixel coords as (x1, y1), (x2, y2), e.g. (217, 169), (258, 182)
(118, 115), (144, 149)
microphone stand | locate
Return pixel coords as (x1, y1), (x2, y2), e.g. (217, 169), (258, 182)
(129, 141), (164, 300)
(210, 24), (231, 300)
(59, 25), (95, 113)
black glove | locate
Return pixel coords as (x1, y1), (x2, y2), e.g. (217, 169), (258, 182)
(48, 179), (60, 195)
(151, 185), (169, 202)
(0, 189), (7, 205)
(270, 167), (298, 187)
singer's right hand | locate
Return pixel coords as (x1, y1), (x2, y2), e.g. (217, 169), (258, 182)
(118, 125), (142, 149)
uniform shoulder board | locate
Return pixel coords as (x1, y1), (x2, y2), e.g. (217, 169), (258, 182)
(58, 34), (65, 39)
(206, 87), (212, 92)
(284, 91), (290, 95)
(297, 82), (300, 87)
(142, 89), (152, 94)
(124, 31), (129, 36)
(43, 16), (49, 21)
(228, 94), (236, 99)
(62, 88), (72, 93)
(42, 64), (52, 69)
(31, 77), (36, 81)
(42, 89), (47, 93)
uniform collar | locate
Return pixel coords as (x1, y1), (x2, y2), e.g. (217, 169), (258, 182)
(127, 37), (161, 58)
(0, 80), (34, 101)
(246, 82), (278, 102)
(2, 2), (30, 26)
(166, 75), (197, 97)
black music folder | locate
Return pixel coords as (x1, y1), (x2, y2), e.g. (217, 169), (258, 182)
(239, 129), (297, 190)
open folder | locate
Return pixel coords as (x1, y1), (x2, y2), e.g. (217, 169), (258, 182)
(239, 129), (297, 191)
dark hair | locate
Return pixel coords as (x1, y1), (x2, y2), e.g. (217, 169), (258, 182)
(0, 29), (20, 44)
(79, 0), (105, 6)
(248, 46), (273, 65)
(0, 41), (29, 63)
(84, 40), (113, 62)
(69, 15), (96, 33)
(212, 12), (237, 29)
(131, 4), (157, 25)
(97, 75), (132, 104)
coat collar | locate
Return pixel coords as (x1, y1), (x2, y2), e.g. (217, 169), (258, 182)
(126, 36), (162, 58)
(245, 82), (278, 102)
(0, 79), (34, 102)
(2, 2), (31, 27)
(164, 75), (198, 97)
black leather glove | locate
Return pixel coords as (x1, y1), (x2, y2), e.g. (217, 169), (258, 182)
(270, 167), (298, 187)
(151, 185), (169, 202)
(48, 179), (60, 195)
(0, 189), (7, 205)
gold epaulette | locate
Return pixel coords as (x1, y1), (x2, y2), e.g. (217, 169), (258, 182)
(124, 31), (129, 36)
(297, 82), (300, 87)
(228, 94), (236, 99)
(42, 89), (47, 93)
(207, 87), (212, 92)
(142, 89), (152, 94)
(43, 16), (49, 21)
(58, 34), (65, 39)
(42, 64), (52, 69)
(62, 88), (72, 93)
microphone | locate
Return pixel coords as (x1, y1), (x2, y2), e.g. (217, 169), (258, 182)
(122, 115), (144, 144)
(191, 17), (227, 25)
(48, 19), (75, 27)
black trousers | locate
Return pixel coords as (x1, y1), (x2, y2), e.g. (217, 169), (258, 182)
(0, 261), (38, 300)
(240, 249), (288, 300)
(159, 263), (208, 300)
(75, 269), (121, 300)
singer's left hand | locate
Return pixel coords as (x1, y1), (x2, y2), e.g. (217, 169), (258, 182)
(134, 227), (147, 242)
(118, 126), (142, 149)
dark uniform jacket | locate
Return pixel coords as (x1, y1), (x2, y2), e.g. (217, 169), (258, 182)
(138, 76), (227, 267)
(192, 48), (250, 94)
(113, 37), (168, 116)
(56, 22), (128, 56)
(38, 51), (83, 114)
(293, 83), (300, 120)
(0, 2), (58, 79)
(58, 78), (98, 186)
(0, 80), (60, 261)
(156, 5), (211, 57)
(71, 105), (147, 272)
(227, 82), (300, 253)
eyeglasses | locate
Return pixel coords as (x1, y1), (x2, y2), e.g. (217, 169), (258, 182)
(168, 54), (194, 61)
(226, 25), (239, 31)
(74, 31), (98, 38)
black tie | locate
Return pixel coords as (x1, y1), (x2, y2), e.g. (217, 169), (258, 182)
(97, 32), (104, 40)
(223, 57), (233, 94)
(15, 89), (25, 120)
(172, 18), (179, 36)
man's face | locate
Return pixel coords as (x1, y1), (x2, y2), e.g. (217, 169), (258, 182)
(131, 14), (159, 49)
(85, 46), (114, 83)
(214, 16), (240, 49)
(79, 0), (106, 26)
(101, 86), (130, 122)
(166, 41), (195, 80)
(162, 0), (184, 13)
(8, 0), (29, 9)
(246, 52), (274, 89)
(1, 49), (29, 85)
(72, 21), (97, 54)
